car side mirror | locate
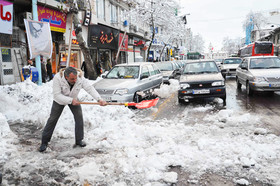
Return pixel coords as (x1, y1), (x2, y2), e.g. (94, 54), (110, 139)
(140, 74), (149, 80)
(101, 74), (106, 78)
(241, 66), (247, 70)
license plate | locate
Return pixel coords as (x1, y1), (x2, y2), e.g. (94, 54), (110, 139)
(270, 84), (280, 87)
(102, 96), (112, 101)
(193, 89), (210, 94)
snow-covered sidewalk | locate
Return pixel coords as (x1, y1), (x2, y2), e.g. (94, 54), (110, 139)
(1, 79), (280, 185)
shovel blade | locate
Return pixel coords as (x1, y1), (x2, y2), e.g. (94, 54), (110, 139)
(128, 98), (159, 109)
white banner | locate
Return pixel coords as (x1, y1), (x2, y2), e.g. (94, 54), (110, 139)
(0, 0), (13, 35)
(24, 19), (53, 59)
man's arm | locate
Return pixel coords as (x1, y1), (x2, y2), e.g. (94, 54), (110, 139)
(82, 78), (107, 106)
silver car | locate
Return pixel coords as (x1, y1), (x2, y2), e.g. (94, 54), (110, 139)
(155, 62), (181, 84)
(93, 62), (163, 102)
(236, 56), (280, 96)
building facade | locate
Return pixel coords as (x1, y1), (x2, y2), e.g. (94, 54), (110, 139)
(0, 0), (151, 85)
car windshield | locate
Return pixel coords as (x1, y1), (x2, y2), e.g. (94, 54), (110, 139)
(183, 61), (219, 74)
(250, 58), (280, 69)
(223, 58), (241, 64)
(155, 63), (174, 71)
(215, 59), (223, 63)
(106, 66), (140, 79)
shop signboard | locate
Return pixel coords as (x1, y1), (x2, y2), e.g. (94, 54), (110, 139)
(0, 0), (13, 35)
(38, 5), (67, 33)
(88, 24), (119, 49)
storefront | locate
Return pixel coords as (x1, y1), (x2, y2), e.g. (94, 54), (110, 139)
(38, 5), (66, 73)
(134, 37), (146, 62)
(127, 35), (147, 62)
(88, 24), (119, 74)
(59, 29), (83, 70)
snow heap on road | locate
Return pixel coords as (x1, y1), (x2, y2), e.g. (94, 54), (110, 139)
(1, 79), (280, 185)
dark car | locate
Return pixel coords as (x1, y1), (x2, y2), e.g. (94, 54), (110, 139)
(178, 60), (226, 105)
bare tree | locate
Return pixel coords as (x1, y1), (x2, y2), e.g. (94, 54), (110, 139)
(243, 11), (267, 31)
(127, 0), (185, 61)
(222, 37), (242, 55)
(67, 0), (99, 79)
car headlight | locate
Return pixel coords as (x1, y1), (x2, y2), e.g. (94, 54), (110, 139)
(115, 89), (129, 95)
(180, 83), (190, 89)
(212, 81), (224, 86)
(254, 77), (266, 82)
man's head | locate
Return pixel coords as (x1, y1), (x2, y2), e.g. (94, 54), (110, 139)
(28, 59), (33, 65)
(65, 67), (78, 85)
(40, 56), (43, 61)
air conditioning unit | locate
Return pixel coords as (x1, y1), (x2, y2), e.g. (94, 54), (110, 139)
(18, 12), (32, 28)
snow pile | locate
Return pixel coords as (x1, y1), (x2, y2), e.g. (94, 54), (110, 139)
(153, 79), (179, 98)
(1, 79), (280, 185)
(0, 113), (18, 165)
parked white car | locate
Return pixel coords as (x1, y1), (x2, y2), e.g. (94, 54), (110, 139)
(221, 57), (242, 78)
(236, 56), (280, 96)
(94, 63), (163, 102)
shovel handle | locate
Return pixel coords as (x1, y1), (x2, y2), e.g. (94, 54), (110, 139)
(79, 102), (126, 106)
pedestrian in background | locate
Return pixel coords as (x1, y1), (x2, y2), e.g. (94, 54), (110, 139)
(40, 56), (47, 83)
(46, 59), (53, 81)
(27, 59), (34, 66)
(38, 67), (107, 152)
(81, 61), (88, 78)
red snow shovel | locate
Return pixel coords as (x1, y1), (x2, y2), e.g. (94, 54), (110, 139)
(79, 98), (159, 109)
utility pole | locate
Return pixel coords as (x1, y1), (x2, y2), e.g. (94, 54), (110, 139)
(32, 0), (42, 85)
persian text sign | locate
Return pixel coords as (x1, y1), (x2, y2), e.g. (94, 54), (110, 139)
(0, 0), (13, 35)
(88, 25), (118, 49)
(38, 5), (66, 33)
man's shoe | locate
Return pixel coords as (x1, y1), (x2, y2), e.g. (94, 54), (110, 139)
(76, 141), (86, 147)
(38, 143), (48, 152)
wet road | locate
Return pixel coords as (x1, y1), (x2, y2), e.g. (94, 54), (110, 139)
(137, 76), (280, 135)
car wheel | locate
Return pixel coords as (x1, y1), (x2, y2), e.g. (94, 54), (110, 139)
(133, 92), (142, 103)
(268, 91), (275, 96)
(178, 98), (185, 104)
(221, 95), (226, 106)
(236, 77), (242, 89)
(246, 82), (254, 96)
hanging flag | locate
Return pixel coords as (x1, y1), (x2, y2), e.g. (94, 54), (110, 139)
(24, 19), (52, 59)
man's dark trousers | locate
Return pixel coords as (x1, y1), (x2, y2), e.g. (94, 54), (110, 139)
(42, 101), (84, 144)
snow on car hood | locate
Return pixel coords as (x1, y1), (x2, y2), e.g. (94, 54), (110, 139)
(180, 73), (223, 83)
(249, 68), (280, 77)
(94, 78), (138, 89)
(222, 64), (239, 69)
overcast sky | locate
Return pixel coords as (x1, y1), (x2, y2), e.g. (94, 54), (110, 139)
(179, 0), (280, 52)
